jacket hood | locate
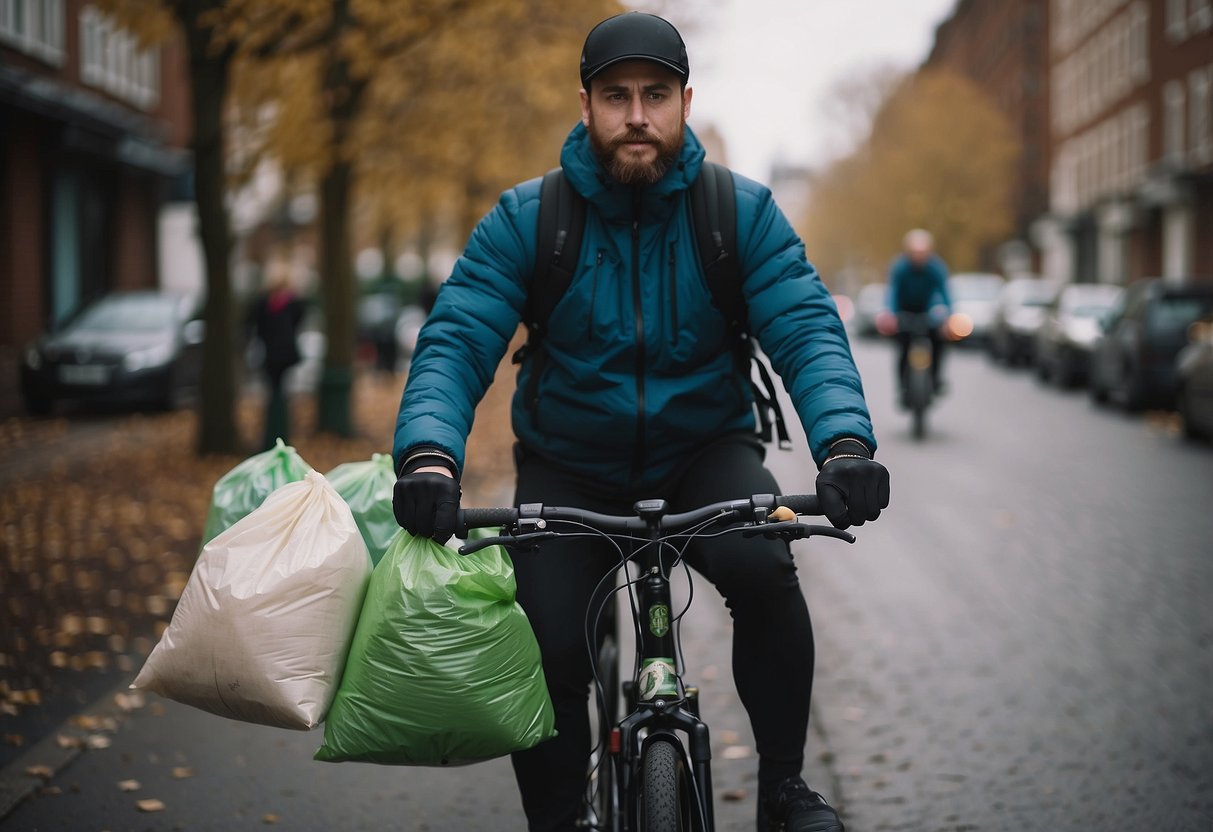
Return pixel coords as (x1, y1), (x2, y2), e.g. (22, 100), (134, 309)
(560, 121), (706, 223)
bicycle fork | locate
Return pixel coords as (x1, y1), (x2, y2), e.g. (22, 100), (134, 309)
(613, 562), (716, 830)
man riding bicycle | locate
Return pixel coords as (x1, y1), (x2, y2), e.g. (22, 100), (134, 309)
(392, 13), (889, 831)
(885, 229), (953, 400)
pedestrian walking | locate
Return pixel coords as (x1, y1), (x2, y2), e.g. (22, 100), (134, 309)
(247, 269), (305, 450)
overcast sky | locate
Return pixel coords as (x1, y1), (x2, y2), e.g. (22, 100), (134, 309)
(667, 0), (959, 180)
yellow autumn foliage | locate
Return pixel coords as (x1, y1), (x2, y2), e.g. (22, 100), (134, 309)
(804, 68), (1021, 280)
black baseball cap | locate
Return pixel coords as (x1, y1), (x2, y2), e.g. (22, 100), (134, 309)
(580, 13), (689, 88)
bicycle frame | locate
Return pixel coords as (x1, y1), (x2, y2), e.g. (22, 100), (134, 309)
(900, 312), (937, 440)
(455, 493), (852, 832)
(606, 508), (715, 831)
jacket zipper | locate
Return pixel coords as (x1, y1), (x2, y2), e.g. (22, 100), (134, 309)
(587, 250), (603, 342)
(631, 192), (646, 483)
(668, 242), (678, 344)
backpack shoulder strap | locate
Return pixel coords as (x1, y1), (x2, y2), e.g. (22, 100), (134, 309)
(515, 168), (586, 409)
(523, 168), (586, 340)
(689, 161), (743, 336)
(690, 161), (792, 450)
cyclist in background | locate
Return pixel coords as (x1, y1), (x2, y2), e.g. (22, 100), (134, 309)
(886, 229), (952, 400)
(392, 13), (889, 832)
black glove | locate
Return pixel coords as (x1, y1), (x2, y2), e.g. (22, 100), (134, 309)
(815, 439), (890, 530)
(393, 451), (461, 543)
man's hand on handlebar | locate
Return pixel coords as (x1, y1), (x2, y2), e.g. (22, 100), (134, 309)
(815, 439), (890, 530)
(393, 464), (461, 543)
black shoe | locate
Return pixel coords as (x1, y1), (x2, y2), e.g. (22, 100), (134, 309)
(757, 777), (845, 832)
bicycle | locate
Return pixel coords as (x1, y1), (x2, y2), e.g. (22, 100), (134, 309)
(454, 492), (855, 832)
(897, 312), (941, 440)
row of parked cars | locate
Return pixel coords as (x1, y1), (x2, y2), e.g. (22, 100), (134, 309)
(853, 274), (1213, 441)
(19, 289), (428, 416)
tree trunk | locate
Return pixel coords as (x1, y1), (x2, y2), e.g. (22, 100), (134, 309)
(315, 7), (365, 437)
(183, 10), (240, 455)
(316, 157), (356, 436)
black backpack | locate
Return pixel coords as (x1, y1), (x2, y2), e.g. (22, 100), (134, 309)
(514, 162), (790, 449)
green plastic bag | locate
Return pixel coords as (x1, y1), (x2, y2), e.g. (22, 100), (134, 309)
(325, 454), (397, 566)
(315, 529), (556, 766)
(201, 438), (311, 545)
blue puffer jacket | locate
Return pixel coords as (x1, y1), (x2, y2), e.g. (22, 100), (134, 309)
(887, 254), (952, 316)
(394, 123), (876, 490)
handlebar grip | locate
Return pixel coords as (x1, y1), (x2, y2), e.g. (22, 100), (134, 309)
(775, 494), (822, 516)
(456, 507), (517, 538)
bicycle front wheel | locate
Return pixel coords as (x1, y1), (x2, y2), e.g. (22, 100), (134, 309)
(638, 738), (691, 832)
(908, 367), (931, 440)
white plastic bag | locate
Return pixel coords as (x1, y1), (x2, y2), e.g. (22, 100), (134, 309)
(133, 470), (373, 729)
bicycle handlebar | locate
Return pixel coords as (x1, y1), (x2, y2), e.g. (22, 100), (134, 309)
(455, 493), (825, 543)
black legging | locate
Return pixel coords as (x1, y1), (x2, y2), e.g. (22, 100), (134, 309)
(508, 438), (816, 831)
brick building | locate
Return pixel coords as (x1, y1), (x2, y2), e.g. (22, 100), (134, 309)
(926, 0), (1052, 273)
(1036, 0), (1213, 285)
(0, 0), (190, 411)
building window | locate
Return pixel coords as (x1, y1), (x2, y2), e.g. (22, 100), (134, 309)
(1165, 80), (1187, 167)
(1191, 68), (1212, 166)
(1130, 3), (1150, 83)
(1130, 104), (1149, 184)
(0, 0), (65, 65)
(1054, 0), (1074, 53)
(79, 5), (160, 110)
(1168, 0), (1188, 39)
(1192, 0), (1212, 31)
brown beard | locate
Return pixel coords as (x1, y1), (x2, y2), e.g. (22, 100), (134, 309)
(589, 120), (684, 186)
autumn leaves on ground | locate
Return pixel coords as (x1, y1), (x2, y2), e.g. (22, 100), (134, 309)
(0, 355), (519, 758)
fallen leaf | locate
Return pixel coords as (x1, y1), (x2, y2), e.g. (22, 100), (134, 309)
(114, 691), (145, 712)
(719, 730), (741, 744)
(55, 734), (81, 749)
(25, 765), (53, 779)
(118, 780), (141, 792)
(3, 734), (24, 747)
(263, 814), (281, 824)
(136, 799), (166, 813)
(86, 735), (112, 750)
(171, 767), (193, 779)
(722, 788), (748, 801)
(720, 745), (752, 760)
(38, 786), (63, 797)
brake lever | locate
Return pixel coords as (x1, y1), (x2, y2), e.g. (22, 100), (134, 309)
(741, 521), (856, 544)
(457, 530), (557, 556)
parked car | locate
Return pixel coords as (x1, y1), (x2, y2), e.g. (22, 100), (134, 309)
(1034, 283), (1123, 387)
(1089, 279), (1213, 410)
(853, 283), (888, 338)
(947, 273), (1004, 347)
(1176, 316), (1213, 440)
(20, 291), (205, 414)
(988, 277), (1060, 365)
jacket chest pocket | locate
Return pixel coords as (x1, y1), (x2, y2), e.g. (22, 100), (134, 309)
(551, 249), (626, 348)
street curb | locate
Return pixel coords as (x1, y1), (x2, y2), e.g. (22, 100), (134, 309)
(0, 674), (136, 821)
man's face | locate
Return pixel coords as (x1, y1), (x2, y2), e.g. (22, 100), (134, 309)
(580, 60), (692, 186)
(907, 244), (932, 267)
